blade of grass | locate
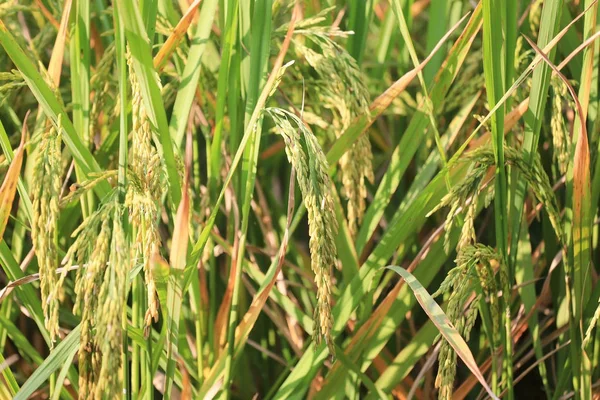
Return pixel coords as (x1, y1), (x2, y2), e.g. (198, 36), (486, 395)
(0, 120), (32, 223)
(70, 0), (93, 218)
(223, 1), (273, 396)
(164, 127), (192, 398)
(371, 320), (439, 397)
(347, 0), (374, 63)
(112, 1), (130, 396)
(386, 266), (499, 400)
(140, 0), (158, 43)
(332, 343), (387, 399)
(515, 218), (552, 397)
(0, 120), (25, 241)
(422, 0), (448, 84)
(0, 352), (19, 396)
(572, 53), (594, 398)
(13, 325), (81, 400)
(390, 0), (449, 189)
(0, 317), (44, 367)
(208, 0), (238, 197)
(49, 345), (77, 400)
(168, 0), (218, 147)
(560, 13), (597, 385)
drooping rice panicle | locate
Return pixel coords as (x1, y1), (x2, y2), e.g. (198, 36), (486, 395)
(266, 107), (338, 355)
(94, 207), (129, 399)
(435, 244), (500, 399)
(432, 145), (565, 250)
(63, 193), (127, 398)
(125, 49), (165, 327)
(89, 43), (116, 145)
(74, 212), (112, 398)
(295, 32), (372, 236)
(31, 116), (63, 341)
(550, 75), (571, 175)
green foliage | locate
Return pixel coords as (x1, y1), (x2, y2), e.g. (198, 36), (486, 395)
(1, 1), (600, 399)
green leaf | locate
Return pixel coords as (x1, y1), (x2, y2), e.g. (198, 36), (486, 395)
(385, 266), (499, 400)
(14, 325), (81, 400)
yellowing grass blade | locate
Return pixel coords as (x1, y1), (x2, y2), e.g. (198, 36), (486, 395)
(0, 117), (27, 241)
(386, 266), (499, 400)
(47, 0), (72, 86)
(154, 0), (203, 71)
(571, 54), (593, 400)
(164, 126), (193, 396)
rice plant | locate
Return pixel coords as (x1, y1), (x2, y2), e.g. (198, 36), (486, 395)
(1, 1), (600, 399)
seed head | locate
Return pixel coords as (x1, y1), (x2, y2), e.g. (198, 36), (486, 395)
(32, 116), (63, 341)
(266, 107), (338, 355)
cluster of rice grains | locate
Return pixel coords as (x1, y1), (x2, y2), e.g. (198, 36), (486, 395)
(64, 198), (127, 398)
(550, 76), (572, 175)
(30, 52), (167, 397)
(32, 116), (63, 340)
(125, 49), (166, 328)
(266, 107), (338, 355)
(89, 44), (117, 145)
(0, 70), (25, 106)
(429, 145), (563, 399)
(293, 21), (373, 236)
(434, 245), (498, 400)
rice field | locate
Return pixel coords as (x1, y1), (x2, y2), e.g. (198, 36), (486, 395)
(0, 0), (599, 398)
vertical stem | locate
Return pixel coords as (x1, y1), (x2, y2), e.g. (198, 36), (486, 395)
(131, 275), (141, 398)
(189, 278), (205, 388)
(113, 2), (129, 397)
(71, 0), (94, 218)
(482, 0), (510, 397)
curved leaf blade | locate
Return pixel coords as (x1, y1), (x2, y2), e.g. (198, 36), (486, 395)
(385, 265), (498, 400)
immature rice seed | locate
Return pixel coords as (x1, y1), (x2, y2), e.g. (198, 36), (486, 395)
(32, 116), (63, 341)
(95, 208), (129, 399)
(126, 48), (165, 327)
(550, 76), (571, 175)
(266, 107), (338, 355)
(295, 33), (372, 236)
